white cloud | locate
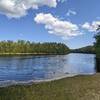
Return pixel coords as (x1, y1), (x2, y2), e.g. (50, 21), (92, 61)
(66, 10), (77, 16)
(82, 21), (100, 32)
(34, 13), (82, 39)
(58, 0), (67, 3)
(0, 0), (61, 18)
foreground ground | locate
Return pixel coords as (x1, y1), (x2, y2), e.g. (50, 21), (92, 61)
(0, 74), (100, 100)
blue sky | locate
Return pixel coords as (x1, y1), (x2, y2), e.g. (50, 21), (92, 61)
(0, 0), (100, 49)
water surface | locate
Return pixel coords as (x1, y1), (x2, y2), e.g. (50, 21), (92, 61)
(0, 53), (96, 86)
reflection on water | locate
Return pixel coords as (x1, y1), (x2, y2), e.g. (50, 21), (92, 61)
(0, 53), (96, 85)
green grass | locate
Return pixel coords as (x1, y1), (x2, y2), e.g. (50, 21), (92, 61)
(0, 74), (100, 100)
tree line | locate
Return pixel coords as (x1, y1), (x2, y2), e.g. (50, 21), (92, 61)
(71, 25), (100, 55)
(71, 46), (95, 54)
(95, 25), (100, 58)
(0, 40), (69, 54)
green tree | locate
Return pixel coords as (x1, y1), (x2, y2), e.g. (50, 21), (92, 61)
(95, 25), (100, 58)
(0, 40), (70, 55)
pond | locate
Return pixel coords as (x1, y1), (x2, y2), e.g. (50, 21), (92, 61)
(0, 53), (96, 87)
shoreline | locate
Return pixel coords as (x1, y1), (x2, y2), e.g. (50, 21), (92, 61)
(0, 53), (69, 56)
(0, 52), (95, 56)
(0, 73), (95, 88)
(0, 73), (100, 100)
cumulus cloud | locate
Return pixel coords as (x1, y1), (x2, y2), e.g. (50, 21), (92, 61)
(82, 21), (100, 32)
(34, 13), (82, 39)
(0, 0), (61, 18)
(66, 10), (77, 16)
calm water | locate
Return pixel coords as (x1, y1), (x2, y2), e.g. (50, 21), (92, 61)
(0, 53), (96, 86)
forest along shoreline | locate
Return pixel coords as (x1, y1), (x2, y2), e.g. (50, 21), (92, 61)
(0, 40), (70, 56)
(0, 40), (95, 56)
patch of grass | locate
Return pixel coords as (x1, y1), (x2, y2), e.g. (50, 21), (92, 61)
(0, 74), (100, 100)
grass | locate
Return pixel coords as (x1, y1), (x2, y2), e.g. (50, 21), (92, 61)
(0, 74), (100, 100)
